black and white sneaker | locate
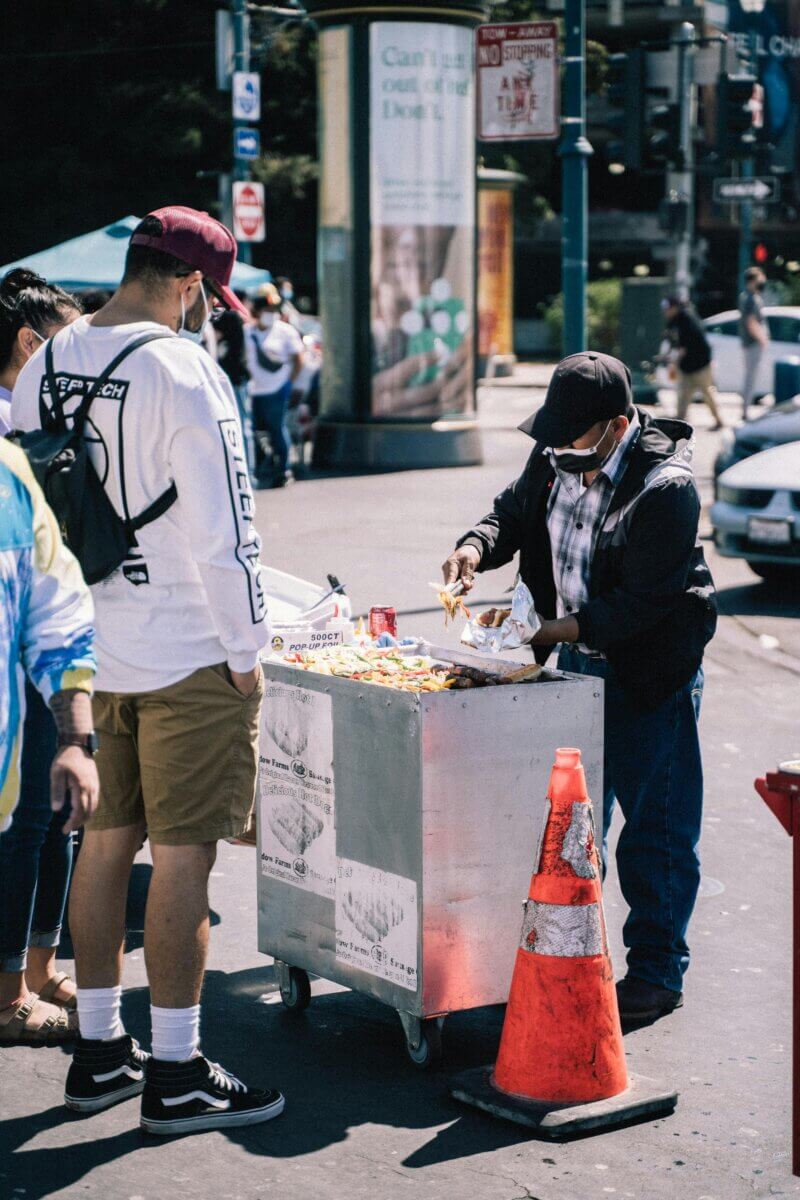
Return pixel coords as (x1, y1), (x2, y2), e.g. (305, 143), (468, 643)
(65, 1034), (149, 1113)
(140, 1056), (285, 1136)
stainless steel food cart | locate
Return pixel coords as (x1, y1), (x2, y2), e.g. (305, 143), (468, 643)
(256, 647), (603, 1068)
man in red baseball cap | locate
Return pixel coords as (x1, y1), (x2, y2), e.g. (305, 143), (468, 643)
(12, 207), (284, 1134)
(127, 205), (251, 322)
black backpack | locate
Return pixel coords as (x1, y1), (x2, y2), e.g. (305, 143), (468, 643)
(19, 331), (178, 585)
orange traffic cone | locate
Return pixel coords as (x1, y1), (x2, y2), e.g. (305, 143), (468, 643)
(451, 747), (677, 1138)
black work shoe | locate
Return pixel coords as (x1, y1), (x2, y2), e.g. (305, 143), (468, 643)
(616, 976), (684, 1022)
(140, 1056), (285, 1136)
(65, 1034), (149, 1113)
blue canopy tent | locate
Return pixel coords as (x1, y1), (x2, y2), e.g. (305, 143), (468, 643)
(0, 216), (272, 293)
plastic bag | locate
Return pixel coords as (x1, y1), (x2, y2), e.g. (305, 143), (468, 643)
(460, 581), (542, 655)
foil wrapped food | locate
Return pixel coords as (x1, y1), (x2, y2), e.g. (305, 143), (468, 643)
(460, 581), (542, 655)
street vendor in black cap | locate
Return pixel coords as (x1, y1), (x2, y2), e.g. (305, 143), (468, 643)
(443, 351), (717, 1024)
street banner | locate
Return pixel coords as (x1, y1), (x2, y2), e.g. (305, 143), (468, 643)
(232, 70), (261, 121)
(477, 22), (559, 142)
(718, 0), (800, 213)
(369, 22), (475, 420)
(478, 187), (514, 357)
(232, 180), (265, 242)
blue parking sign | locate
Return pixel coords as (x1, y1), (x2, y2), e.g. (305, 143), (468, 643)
(234, 128), (260, 161)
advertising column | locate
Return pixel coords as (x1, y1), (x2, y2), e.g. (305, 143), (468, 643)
(370, 24), (475, 420)
(307, 0), (488, 472)
(477, 168), (526, 375)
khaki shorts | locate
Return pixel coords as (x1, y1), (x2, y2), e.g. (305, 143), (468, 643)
(90, 664), (264, 845)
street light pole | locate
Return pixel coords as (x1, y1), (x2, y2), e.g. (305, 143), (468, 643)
(232, 0), (252, 264)
(559, 0), (592, 357)
(671, 21), (696, 300)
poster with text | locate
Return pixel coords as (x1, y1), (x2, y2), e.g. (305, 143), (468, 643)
(259, 683), (335, 900)
(335, 857), (418, 992)
(370, 22), (475, 420)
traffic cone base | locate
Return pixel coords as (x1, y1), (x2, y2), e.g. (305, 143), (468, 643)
(451, 1067), (678, 1140)
(450, 747), (678, 1139)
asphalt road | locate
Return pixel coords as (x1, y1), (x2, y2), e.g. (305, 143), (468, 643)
(2, 369), (799, 1200)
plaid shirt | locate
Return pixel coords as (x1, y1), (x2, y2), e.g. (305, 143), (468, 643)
(546, 412), (640, 654)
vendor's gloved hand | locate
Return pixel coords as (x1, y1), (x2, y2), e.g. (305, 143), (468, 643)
(442, 545), (481, 593)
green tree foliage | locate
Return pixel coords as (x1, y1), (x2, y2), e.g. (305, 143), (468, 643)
(543, 279), (623, 355)
(0, 1), (317, 283)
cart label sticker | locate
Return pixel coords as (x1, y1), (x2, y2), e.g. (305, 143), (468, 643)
(259, 684), (335, 899)
(519, 899), (604, 958)
(335, 858), (418, 992)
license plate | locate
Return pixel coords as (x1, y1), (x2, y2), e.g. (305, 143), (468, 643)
(748, 517), (792, 545)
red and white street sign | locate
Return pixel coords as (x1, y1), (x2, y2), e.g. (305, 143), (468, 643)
(477, 22), (559, 142)
(232, 180), (265, 243)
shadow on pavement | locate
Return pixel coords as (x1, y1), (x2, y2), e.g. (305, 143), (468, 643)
(3, 966), (534, 1197)
(716, 578), (800, 619)
(1, 1106), (144, 1200)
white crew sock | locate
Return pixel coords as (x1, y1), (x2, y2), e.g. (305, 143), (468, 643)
(150, 1005), (201, 1062)
(76, 986), (125, 1041)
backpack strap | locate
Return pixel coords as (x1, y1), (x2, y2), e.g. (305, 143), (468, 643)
(41, 338), (66, 431)
(250, 330), (284, 374)
(127, 481), (177, 535)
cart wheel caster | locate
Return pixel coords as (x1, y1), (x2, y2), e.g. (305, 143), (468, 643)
(279, 967), (311, 1012)
(405, 1019), (443, 1070)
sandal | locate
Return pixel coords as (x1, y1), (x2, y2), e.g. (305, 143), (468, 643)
(37, 971), (77, 1012)
(0, 995), (78, 1045)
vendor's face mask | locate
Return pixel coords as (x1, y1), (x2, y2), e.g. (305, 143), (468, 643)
(259, 311), (277, 329)
(552, 421), (614, 475)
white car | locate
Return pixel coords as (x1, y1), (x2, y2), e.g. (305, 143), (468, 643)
(710, 441), (800, 583)
(704, 306), (800, 398)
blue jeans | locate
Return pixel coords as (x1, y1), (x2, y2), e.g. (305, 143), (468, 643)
(0, 680), (72, 972)
(252, 383), (292, 478)
(558, 646), (704, 993)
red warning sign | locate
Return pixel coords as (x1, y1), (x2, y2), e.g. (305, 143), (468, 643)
(233, 181), (265, 242)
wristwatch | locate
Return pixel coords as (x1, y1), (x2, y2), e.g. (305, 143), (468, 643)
(57, 732), (100, 757)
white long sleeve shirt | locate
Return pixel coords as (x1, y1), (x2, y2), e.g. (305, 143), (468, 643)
(12, 316), (270, 693)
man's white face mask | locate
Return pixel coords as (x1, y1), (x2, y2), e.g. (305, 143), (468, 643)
(179, 280), (210, 344)
(259, 311), (276, 330)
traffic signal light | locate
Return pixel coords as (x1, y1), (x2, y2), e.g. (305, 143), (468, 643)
(605, 50), (644, 171)
(644, 92), (682, 170)
(606, 49), (683, 172)
(717, 72), (757, 161)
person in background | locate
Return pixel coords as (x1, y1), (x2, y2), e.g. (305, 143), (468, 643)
(246, 284), (304, 490)
(0, 269), (86, 1043)
(214, 297), (254, 477)
(738, 267), (769, 418)
(79, 290), (112, 316)
(661, 296), (724, 430)
(13, 207), (283, 1133)
(0, 436), (98, 1044)
(276, 276), (301, 329)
